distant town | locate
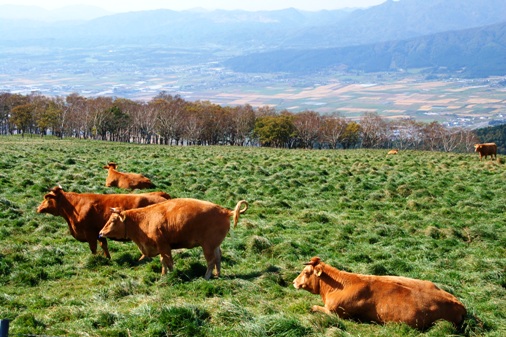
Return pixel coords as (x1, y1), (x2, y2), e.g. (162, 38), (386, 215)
(1, 53), (505, 130)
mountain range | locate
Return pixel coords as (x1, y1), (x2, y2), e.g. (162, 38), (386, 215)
(0, 0), (505, 78)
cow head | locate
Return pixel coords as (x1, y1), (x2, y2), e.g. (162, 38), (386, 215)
(36, 185), (64, 215)
(293, 257), (323, 294)
(474, 144), (482, 152)
(103, 162), (118, 170)
(99, 207), (126, 239)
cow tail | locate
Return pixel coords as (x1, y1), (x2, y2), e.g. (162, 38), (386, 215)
(232, 200), (248, 228)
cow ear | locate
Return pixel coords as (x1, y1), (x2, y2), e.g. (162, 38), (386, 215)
(119, 212), (126, 222)
(314, 265), (323, 277)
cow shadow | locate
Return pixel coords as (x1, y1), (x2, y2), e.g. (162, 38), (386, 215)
(113, 252), (147, 268)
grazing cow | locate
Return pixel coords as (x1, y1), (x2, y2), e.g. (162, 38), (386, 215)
(474, 143), (497, 161)
(103, 162), (155, 189)
(37, 186), (170, 258)
(387, 149), (399, 155)
(99, 198), (248, 280)
(293, 257), (466, 330)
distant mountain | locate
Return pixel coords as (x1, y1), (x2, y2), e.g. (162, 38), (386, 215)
(0, 0), (505, 50)
(224, 21), (506, 78)
(0, 0), (505, 79)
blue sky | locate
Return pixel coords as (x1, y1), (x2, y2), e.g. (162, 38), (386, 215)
(0, 0), (387, 12)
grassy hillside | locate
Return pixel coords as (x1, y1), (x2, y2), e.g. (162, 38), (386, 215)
(0, 136), (505, 337)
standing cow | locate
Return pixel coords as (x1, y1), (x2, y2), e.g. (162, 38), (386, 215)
(99, 198), (248, 280)
(474, 143), (497, 161)
(37, 186), (170, 258)
(103, 162), (155, 189)
(293, 257), (466, 330)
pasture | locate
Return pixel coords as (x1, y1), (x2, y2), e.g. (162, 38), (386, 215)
(0, 136), (505, 336)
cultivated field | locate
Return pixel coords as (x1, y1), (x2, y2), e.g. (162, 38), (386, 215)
(0, 136), (505, 336)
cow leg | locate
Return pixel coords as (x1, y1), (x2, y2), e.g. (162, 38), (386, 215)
(159, 250), (174, 275)
(214, 247), (222, 277)
(312, 305), (332, 315)
(203, 246), (219, 280)
(98, 237), (111, 259)
(88, 239), (98, 255)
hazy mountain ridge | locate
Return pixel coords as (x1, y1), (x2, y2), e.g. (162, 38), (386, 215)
(1, 0), (505, 50)
(225, 21), (506, 77)
(0, 0), (504, 87)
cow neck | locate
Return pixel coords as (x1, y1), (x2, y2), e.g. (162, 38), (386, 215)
(57, 192), (81, 236)
(121, 211), (142, 240)
(318, 263), (351, 292)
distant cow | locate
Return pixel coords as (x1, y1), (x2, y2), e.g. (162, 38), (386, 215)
(103, 162), (155, 189)
(474, 143), (497, 161)
(293, 257), (466, 330)
(37, 186), (170, 258)
(387, 149), (399, 155)
(99, 198), (248, 279)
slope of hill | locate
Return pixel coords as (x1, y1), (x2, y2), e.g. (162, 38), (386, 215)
(0, 137), (505, 336)
(224, 21), (506, 77)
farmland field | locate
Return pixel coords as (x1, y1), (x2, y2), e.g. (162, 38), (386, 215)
(0, 136), (505, 336)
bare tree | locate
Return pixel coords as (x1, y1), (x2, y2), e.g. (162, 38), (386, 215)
(196, 101), (229, 145)
(153, 94), (187, 145)
(293, 110), (322, 149)
(440, 127), (479, 153)
(88, 96), (114, 140)
(183, 102), (205, 145)
(230, 104), (256, 146)
(65, 93), (89, 138)
(256, 105), (277, 117)
(132, 101), (157, 144)
(422, 121), (446, 151)
(390, 119), (424, 150)
(320, 113), (348, 149)
(360, 112), (389, 148)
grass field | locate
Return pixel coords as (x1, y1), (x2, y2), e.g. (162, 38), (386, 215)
(0, 136), (505, 336)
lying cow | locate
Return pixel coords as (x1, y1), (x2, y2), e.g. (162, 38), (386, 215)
(474, 143), (497, 161)
(103, 162), (155, 189)
(37, 186), (170, 258)
(293, 257), (466, 330)
(99, 198), (248, 280)
(387, 149), (399, 155)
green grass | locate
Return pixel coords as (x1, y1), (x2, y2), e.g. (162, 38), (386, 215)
(0, 135), (505, 336)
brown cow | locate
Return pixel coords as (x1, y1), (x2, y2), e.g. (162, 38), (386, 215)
(387, 149), (399, 155)
(474, 143), (497, 161)
(37, 186), (170, 259)
(103, 162), (155, 189)
(293, 257), (466, 330)
(98, 198), (248, 280)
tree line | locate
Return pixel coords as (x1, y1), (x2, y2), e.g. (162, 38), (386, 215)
(0, 91), (479, 152)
